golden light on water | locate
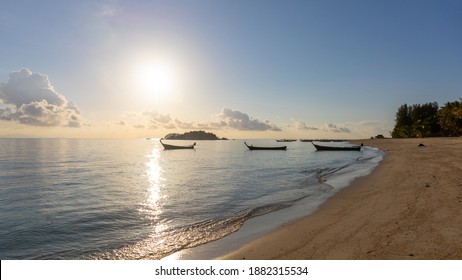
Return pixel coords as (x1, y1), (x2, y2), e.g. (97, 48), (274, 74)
(147, 148), (161, 204)
(142, 144), (166, 233)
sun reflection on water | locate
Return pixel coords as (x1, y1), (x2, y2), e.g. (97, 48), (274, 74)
(140, 144), (166, 233)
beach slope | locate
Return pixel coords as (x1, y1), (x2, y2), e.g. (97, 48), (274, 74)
(221, 138), (462, 259)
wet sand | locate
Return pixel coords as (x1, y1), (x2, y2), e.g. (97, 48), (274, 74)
(221, 138), (462, 259)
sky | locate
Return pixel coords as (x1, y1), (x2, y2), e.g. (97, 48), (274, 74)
(0, 0), (461, 139)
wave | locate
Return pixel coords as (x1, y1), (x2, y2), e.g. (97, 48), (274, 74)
(87, 201), (295, 259)
(87, 147), (384, 260)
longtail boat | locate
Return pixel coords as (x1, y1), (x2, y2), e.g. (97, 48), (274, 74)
(244, 142), (287, 150)
(160, 139), (196, 150)
(311, 142), (361, 151)
(276, 139), (296, 142)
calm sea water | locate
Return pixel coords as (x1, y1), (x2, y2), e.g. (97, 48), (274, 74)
(0, 138), (383, 259)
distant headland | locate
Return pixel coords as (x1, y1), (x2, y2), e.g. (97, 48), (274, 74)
(164, 130), (228, 140)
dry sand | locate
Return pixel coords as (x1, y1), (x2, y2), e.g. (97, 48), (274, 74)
(221, 138), (462, 259)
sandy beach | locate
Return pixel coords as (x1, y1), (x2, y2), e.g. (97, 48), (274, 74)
(221, 138), (462, 259)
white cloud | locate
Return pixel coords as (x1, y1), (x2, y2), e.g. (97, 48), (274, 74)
(294, 121), (350, 133)
(0, 107), (14, 121)
(323, 123), (351, 133)
(144, 108), (281, 132)
(0, 69), (81, 127)
(294, 120), (391, 138)
(219, 108), (281, 131)
(143, 111), (174, 128)
(296, 121), (319, 130)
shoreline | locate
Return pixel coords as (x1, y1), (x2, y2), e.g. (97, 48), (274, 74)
(162, 141), (384, 260)
(220, 138), (462, 259)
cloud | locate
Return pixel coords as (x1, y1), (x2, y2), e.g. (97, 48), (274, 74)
(144, 111), (171, 123)
(295, 121), (349, 133)
(294, 120), (390, 138)
(296, 121), (319, 130)
(0, 69), (81, 127)
(143, 111), (175, 129)
(323, 123), (351, 133)
(143, 108), (281, 132)
(219, 108), (281, 131)
(174, 119), (195, 129)
(0, 107), (14, 121)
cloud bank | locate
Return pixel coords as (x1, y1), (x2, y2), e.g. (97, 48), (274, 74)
(294, 121), (351, 133)
(219, 108), (281, 131)
(323, 123), (351, 133)
(296, 121), (319, 130)
(145, 108), (281, 131)
(0, 69), (81, 127)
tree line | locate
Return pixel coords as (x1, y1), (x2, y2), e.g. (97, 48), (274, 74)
(392, 99), (462, 138)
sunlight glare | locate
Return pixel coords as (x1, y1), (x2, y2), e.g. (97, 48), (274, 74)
(139, 145), (165, 233)
(147, 147), (162, 206)
(133, 59), (176, 98)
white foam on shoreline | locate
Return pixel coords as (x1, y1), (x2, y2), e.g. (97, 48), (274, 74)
(162, 147), (385, 260)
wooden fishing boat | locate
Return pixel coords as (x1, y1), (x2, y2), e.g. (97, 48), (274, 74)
(244, 142), (287, 150)
(276, 139), (296, 142)
(160, 139), (196, 150)
(311, 142), (361, 151)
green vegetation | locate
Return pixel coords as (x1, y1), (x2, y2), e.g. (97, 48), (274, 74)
(392, 99), (462, 138)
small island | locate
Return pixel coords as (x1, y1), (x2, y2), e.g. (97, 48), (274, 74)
(164, 130), (228, 140)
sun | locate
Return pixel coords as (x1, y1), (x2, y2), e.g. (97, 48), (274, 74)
(133, 60), (176, 97)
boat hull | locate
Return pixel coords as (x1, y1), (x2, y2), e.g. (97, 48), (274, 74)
(244, 142), (287, 150)
(160, 140), (196, 150)
(312, 143), (361, 151)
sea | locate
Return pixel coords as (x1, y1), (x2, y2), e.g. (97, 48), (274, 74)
(0, 138), (384, 260)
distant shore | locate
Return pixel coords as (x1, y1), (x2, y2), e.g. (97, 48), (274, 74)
(221, 137), (462, 259)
